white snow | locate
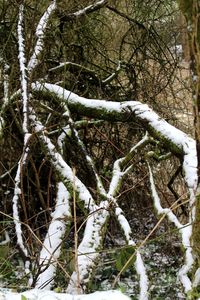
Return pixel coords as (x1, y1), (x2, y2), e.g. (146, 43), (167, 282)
(135, 251), (149, 300)
(115, 207), (133, 243)
(32, 82), (122, 112)
(107, 158), (124, 197)
(0, 289), (131, 300)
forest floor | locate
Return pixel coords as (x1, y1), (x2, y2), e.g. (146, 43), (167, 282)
(93, 208), (185, 300)
(0, 205), (184, 299)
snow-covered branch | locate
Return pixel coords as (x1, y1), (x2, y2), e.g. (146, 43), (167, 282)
(63, 0), (108, 20)
(29, 108), (96, 211)
(102, 61), (122, 85)
(31, 82), (198, 296)
(66, 206), (109, 294)
(108, 133), (149, 197)
(28, 1), (56, 74)
(29, 109), (107, 292)
(35, 183), (71, 289)
(114, 207), (148, 300)
(32, 82), (197, 201)
(12, 131), (33, 268)
(17, 4), (29, 134)
(107, 135), (149, 299)
(67, 131), (149, 296)
(0, 64), (10, 137)
(148, 163), (194, 293)
(2, 64), (9, 111)
(12, 5), (33, 272)
(12, 158), (31, 277)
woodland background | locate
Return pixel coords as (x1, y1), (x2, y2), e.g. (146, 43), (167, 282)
(0, 1), (200, 299)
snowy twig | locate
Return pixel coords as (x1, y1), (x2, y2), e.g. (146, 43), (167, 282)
(108, 133), (149, 197)
(12, 163), (28, 258)
(12, 165), (30, 277)
(112, 208), (148, 300)
(49, 60), (121, 86)
(63, 0), (108, 20)
(56, 120), (104, 143)
(28, 1), (56, 74)
(0, 64), (10, 137)
(12, 5), (33, 279)
(13, 4), (33, 270)
(2, 64), (9, 111)
(102, 61), (122, 85)
(17, 4), (29, 134)
(70, 126), (106, 197)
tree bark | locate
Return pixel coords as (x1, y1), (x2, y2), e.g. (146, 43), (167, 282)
(178, 0), (200, 291)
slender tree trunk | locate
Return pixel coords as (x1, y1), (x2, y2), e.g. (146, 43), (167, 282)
(178, 0), (200, 272)
(179, 12), (190, 61)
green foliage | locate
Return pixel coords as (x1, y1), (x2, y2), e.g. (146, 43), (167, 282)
(0, 244), (13, 279)
(21, 295), (27, 300)
(187, 287), (200, 300)
(0, 244), (9, 260)
(53, 287), (62, 293)
(115, 245), (136, 273)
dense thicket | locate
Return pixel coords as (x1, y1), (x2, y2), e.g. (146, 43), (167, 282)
(0, 1), (199, 299)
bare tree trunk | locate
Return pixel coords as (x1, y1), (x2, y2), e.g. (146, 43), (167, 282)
(178, 0), (200, 289)
(179, 12), (190, 61)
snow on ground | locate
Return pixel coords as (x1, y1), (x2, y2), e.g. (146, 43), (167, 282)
(0, 289), (130, 300)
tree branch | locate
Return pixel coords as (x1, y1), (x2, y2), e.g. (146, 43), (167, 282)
(59, 0), (108, 22)
(32, 82), (198, 200)
(28, 1), (56, 74)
